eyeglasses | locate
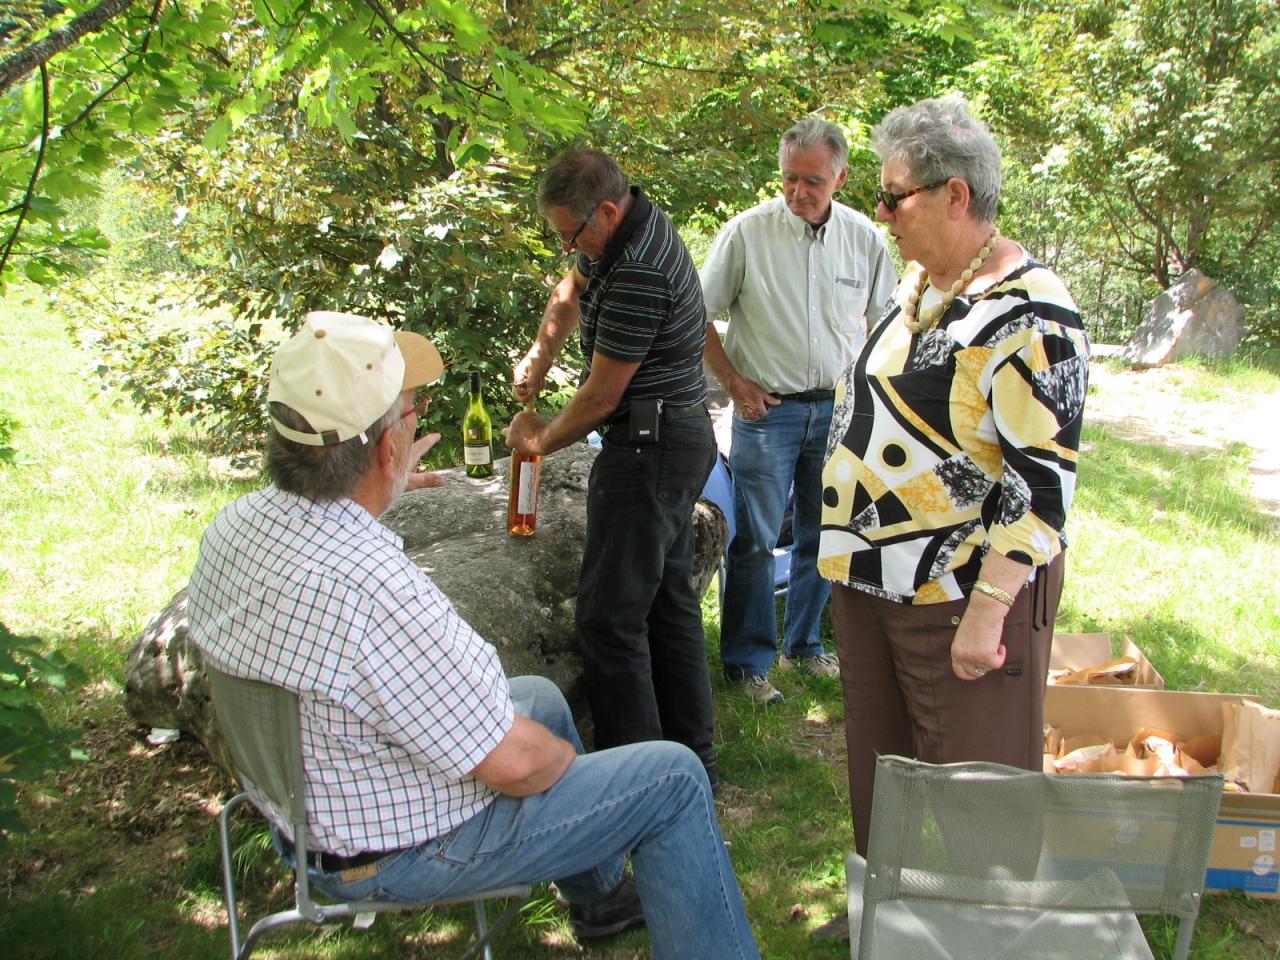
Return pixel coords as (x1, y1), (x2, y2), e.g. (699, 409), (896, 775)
(875, 179), (949, 212)
(558, 203), (599, 251)
(401, 387), (430, 421)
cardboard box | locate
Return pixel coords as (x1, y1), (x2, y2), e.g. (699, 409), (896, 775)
(1048, 632), (1165, 689)
(1044, 684), (1280, 900)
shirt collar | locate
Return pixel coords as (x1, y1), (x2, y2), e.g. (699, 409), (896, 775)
(592, 187), (650, 274)
(780, 198), (825, 243)
(266, 486), (402, 549)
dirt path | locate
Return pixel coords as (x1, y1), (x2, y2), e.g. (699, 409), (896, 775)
(1085, 354), (1280, 517)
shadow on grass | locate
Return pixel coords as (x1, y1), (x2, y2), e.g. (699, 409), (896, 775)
(1078, 424), (1278, 539)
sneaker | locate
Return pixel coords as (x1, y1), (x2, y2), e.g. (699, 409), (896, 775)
(569, 874), (646, 940)
(778, 652), (840, 679)
(735, 674), (784, 704)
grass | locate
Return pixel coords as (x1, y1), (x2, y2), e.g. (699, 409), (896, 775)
(1, 287), (1278, 957)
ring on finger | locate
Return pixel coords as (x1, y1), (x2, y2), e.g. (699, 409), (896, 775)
(973, 666), (987, 677)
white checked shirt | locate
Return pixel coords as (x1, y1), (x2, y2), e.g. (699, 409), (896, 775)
(700, 195), (897, 393)
(187, 486), (514, 856)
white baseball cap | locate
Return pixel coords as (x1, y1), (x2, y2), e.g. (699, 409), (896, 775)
(267, 311), (444, 446)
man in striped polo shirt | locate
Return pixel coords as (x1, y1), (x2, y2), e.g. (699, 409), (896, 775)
(505, 149), (720, 789)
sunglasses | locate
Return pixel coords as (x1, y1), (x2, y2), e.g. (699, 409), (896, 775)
(875, 179), (949, 212)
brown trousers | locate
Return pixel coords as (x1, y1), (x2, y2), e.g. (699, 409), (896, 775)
(831, 554), (1065, 855)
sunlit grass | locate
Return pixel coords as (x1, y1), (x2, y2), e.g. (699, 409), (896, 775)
(1062, 422), (1280, 702)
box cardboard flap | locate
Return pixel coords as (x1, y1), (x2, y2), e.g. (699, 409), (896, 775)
(1048, 633), (1164, 688)
(1045, 685), (1257, 743)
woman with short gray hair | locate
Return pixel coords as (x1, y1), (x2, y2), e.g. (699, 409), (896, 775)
(818, 95), (1091, 855)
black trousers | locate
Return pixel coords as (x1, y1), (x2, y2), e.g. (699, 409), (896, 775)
(576, 413), (718, 773)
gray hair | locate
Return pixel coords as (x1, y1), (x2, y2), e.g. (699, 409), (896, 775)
(265, 399), (403, 501)
(779, 118), (849, 177)
(870, 95), (1001, 223)
(537, 149), (630, 221)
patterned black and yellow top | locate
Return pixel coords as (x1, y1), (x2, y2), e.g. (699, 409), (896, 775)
(817, 251), (1090, 603)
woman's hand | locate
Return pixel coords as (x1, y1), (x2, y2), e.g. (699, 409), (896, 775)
(950, 600), (1007, 680)
(951, 551), (1032, 680)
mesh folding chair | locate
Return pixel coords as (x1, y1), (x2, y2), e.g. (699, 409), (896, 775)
(207, 665), (530, 960)
(847, 755), (1223, 960)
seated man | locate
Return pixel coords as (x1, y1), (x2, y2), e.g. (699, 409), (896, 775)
(187, 311), (759, 959)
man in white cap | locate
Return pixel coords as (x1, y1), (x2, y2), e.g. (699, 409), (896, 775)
(186, 312), (759, 959)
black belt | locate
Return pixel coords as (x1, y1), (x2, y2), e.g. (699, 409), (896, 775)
(289, 839), (398, 873)
(771, 389), (834, 403)
(601, 400), (708, 432)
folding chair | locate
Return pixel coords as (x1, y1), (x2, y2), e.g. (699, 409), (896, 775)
(207, 665), (530, 960)
(699, 451), (792, 613)
(847, 755), (1223, 960)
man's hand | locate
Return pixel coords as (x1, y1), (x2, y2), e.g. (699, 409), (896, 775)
(513, 350), (551, 405)
(405, 432), (446, 490)
(503, 410), (549, 456)
(730, 376), (781, 422)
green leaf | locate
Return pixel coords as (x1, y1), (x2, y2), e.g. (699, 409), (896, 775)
(202, 115), (232, 151)
(25, 197), (67, 223)
(456, 140), (492, 166)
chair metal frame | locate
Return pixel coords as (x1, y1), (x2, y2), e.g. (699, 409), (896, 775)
(208, 666), (530, 960)
(850, 755), (1224, 960)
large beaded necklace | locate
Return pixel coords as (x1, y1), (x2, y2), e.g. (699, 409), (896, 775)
(902, 227), (1001, 335)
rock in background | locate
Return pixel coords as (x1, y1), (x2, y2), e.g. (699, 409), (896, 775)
(1121, 269), (1245, 368)
(124, 442), (728, 775)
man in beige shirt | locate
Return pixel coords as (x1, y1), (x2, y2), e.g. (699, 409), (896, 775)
(701, 118), (897, 704)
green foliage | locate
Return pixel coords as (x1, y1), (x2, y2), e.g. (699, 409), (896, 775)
(978, 0), (1280, 341)
(1, 0), (590, 293)
(0, 621), (85, 847)
(0, 408), (17, 466)
(66, 280), (277, 454)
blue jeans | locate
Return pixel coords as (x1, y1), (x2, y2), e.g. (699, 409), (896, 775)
(721, 398), (833, 680)
(577, 414), (718, 772)
(308, 676), (758, 960)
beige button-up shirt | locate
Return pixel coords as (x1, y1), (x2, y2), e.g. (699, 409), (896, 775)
(700, 195), (897, 394)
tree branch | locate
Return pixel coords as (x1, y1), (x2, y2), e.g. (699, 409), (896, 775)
(0, 0), (138, 99)
(0, 63), (51, 280)
(61, 0), (166, 136)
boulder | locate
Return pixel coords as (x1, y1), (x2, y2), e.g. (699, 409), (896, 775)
(1121, 269), (1245, 368)
(124, 442), (728, 775)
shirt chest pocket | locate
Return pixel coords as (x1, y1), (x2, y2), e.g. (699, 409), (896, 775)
(833, 276), (869, 334)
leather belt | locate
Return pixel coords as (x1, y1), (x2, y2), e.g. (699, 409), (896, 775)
(771, 389), (834, 403)
(287, 839), (398, 873)
(601, 400), (708, 433)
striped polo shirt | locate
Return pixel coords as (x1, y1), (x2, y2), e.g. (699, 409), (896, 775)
(577, 188), (707, 420)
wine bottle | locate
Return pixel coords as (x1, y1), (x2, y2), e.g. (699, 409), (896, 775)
(507, 402), (541, 536)
(463, 370), (493, 478)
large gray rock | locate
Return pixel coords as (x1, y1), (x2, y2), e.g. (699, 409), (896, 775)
(1121, 269), (1245, 367)
(124, 442), (728, 774)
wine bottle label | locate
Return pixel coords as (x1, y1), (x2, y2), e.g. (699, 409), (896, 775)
(516, 461), (538, 514)
(464, 443), (491, 465)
